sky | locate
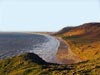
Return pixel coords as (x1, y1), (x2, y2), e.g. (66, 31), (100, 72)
(0, 0), (100, 32)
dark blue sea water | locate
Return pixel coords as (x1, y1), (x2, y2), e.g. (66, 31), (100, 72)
(0, 33), (60, 63)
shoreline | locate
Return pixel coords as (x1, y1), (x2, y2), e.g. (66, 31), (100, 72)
(0, 32), (82, 65)
(56, 36), (82, 64)
(30, 34), (61, 64)
(0, 33), (60, 64)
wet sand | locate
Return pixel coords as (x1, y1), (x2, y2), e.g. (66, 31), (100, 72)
(56, 37), (82, 64)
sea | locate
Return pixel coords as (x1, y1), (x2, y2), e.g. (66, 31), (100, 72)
(0, 33), (60, 63)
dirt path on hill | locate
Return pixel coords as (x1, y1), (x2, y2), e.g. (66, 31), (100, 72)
(56, 37), (82, 64)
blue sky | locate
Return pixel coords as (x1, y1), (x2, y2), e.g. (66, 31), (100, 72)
(0, 0), (100, 32)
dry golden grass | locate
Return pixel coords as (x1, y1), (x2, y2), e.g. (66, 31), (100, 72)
(62, 36), (100, 61)
(55, 23), (100, 62)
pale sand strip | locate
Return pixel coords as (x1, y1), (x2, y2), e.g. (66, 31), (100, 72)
(56, 37), (82, 64)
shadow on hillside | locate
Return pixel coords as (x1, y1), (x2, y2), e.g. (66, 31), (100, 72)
(22, 53), (59, 65)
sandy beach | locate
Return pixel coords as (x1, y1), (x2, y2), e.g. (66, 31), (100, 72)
(56, 37), (82, 64)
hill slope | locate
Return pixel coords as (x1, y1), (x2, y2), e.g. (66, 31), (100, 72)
(0, 53), (100, 75)
(57, 23), (100, 38)
(56, 23), (100, 61)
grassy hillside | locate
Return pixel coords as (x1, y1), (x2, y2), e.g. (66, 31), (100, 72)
(0, 53), (100, 75)
(59, 23), (100, 38)
(56, 23), (100, 60)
